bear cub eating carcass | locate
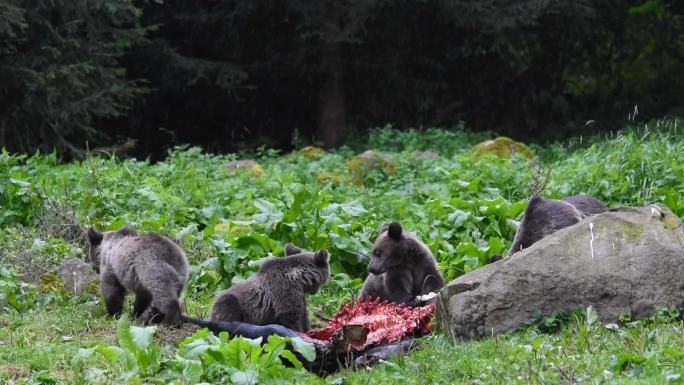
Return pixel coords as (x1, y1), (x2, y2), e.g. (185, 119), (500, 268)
(209, 243), (330, 332)
(360, 222), (444, 305)
(87, 227), (189, 326)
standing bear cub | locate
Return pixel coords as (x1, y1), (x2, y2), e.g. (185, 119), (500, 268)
(209, 244), (330, 332)
(360, 222), (445, 305)
(87, 227), (189, 327)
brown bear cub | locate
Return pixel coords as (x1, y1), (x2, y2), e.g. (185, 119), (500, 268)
(360, 222), (445, 305)
(504, 194), (608, 256)
(209, 244), (330, 332)
(87, 227), (189, 327)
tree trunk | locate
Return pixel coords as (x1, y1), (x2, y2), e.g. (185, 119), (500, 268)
(317, 41), (346, 149)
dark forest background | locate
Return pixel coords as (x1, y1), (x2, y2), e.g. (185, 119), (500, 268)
(1, 0), (683, 159)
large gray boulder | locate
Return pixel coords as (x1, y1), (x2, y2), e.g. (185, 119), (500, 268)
(52, 258), (98, 295)
(437, 204), (684, 340)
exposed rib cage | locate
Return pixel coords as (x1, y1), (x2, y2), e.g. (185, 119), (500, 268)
(304, 297), (435, 351)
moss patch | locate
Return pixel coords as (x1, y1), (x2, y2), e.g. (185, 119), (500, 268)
(38, 273), (67, 294)
(621, 221), (645, 241)
(316, 173), (342, 185)
(86, 277), (100, 295)
(346, 150), (395, 175)
(662, 213), (682, 230)
(472, 136), (534, 159)
(293, 146), (327, 160)
(214, 222), (252, 236)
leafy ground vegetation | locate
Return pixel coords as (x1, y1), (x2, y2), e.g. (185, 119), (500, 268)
(1, 119), (684, 384)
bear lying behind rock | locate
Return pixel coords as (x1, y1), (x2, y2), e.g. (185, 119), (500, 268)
(360, 222), (444, 305)
(507, 194), (607, 255)
(489, 195), (608, 263)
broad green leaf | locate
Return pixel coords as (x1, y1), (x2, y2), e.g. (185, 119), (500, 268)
(130, 324), (157, 351)
(136, 344), (162, 376)
(447, 209), (470, 228)
(105, 218), (127, 231)
(181, 358), (204, 383)
(222, 339), (243, 368)
(116, 316), (137, 353)
(260, 335), (287, 366)
(9, 178), (31, 188)
(290, 337), (316, 362)
(340, 200), (367, 217)
(487, 237), (506, 256)
(205, 347), (227, 364)
(179, 329), (214, 358)
(70, 347), (97, 367)
(231, 367), (259, 385)
(280, 350), (303, 369)
(95, 345), (126, 364)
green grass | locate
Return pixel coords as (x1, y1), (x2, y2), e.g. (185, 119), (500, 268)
(0, 297), (117, 383)
(1, 119), (684, 383)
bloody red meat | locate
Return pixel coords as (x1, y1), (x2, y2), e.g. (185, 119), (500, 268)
(303, 297), (436, 351)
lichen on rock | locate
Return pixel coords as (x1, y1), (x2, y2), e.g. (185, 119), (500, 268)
(472, 137), (533, 159)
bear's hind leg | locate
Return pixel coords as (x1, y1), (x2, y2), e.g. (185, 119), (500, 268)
(143, 263), (186, 327)
(133, 288), (152, 319)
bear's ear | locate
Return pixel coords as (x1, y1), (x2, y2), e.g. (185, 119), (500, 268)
(87, 227), (103, 245)
(387, 222), (402, 240)
(314, 249), (329, 267)
(285, 243), (302, 256)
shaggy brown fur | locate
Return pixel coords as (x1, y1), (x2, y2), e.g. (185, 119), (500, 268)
(506, 194), (608, 255)
(87, 227), (189, 326)
(360, 222), (445, 305)
(209, 244), (330, 332)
